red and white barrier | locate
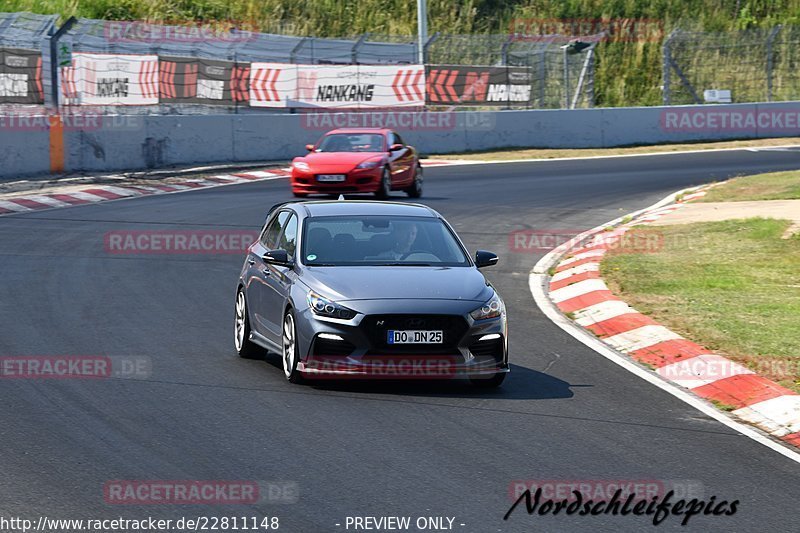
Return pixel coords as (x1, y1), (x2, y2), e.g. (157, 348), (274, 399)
(64, 53), (159, 105)
(249, 63), (425, 109)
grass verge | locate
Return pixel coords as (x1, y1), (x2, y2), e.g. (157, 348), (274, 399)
(699, 170), (800, 202)
(434, 138), (800, 161)
(602, 218), (800, 393)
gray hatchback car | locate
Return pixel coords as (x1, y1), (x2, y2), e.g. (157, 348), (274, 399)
(235, 200), (508, 387)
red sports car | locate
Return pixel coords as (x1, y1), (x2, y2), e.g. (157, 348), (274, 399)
(290, 128), (423, 198)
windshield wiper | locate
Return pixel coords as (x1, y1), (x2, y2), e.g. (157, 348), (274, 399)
(382, 262), (434, 266)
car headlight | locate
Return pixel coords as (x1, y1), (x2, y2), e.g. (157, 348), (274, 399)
(293, 161), (311, 171)
(470, 293), (505, 321)
(307, 291), (357, 320)
(356, 158), (382, 169)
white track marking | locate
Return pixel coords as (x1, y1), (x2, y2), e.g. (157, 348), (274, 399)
(551, 262), (601, 283)
(426, 144), (800, 167)
(573, 300), (636, 327)
(68, 191), (119, 202)
(549, 279), (609, 304)
(18, 195), (72, 208)
(603, 325), (683, 352)
(733, 396), (800, 436)
(0, 200), (32, 211)
(558, 248), (607, 267)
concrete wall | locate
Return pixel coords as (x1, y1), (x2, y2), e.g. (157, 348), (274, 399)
(2, 101), (800, 178)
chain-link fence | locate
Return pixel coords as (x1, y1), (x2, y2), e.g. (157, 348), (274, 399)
(0, 13), (598, 112)
(663, 26), (800, 105)
(425, 33), (599, 109)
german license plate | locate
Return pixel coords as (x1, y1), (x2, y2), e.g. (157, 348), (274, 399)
(387, 330), (444, 344)
(317, 174), (346, 182)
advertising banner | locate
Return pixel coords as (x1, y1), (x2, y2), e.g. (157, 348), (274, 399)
(63, 53), (159, 105)
(0, 47), (43, 104)
(249, 63), (425, 109)
(158, 56), (236, 105)
(426, 65), (532, 106)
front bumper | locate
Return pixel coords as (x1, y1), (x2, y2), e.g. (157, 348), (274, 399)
(291, 168), (382, 194)
(293, 299), (509, 380)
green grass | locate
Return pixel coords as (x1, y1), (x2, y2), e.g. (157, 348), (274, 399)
(711, 400), (737, 412)
(7, 1), (800, 107)
(602, 218), (800, 393)
(700, 170), (800, 202)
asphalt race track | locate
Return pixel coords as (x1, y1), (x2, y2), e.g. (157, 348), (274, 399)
(2, 148), (800, 532)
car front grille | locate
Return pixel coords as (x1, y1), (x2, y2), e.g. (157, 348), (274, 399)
(361, 314), (468, 355)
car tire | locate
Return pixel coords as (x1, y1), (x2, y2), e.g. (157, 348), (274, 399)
(469, 372), (506, 389)
(282, 309), (303, 383)
(375, 168), (391, 199)
(235, 288), (263, 359)
(405, 164), (423, 198)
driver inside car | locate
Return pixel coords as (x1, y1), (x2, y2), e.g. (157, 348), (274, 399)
(375, 222), (419, 260)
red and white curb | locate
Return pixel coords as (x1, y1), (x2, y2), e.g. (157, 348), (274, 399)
(0, 168), (292, 216)
(530, 185), (800, 461)
(0, 160), (470, 217)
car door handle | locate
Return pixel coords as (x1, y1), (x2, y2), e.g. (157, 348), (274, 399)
(248, 259), (255, 265)
(262, 268), (271, 276)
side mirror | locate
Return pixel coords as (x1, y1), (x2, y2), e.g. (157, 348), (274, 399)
(305, 144), (315, 152)
(263, 249), (293, 267)
(475, 250), (499, 269)
(389, 143), (404, 152)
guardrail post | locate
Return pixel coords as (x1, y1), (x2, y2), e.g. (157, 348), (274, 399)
(563, 47), (569, 109)
(587, 45), (596, 108)
(500, 35), (514, 66)
(766, 25), (782, 102)
(422, 32), (438, 65)
(44, 16), (76, 110)
(290, 37), (307, 64)
(662, 29), (678, 106)
(352, 33), (368, 64)
(571, 44), (595, 109)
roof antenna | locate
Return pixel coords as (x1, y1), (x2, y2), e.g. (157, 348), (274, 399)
(338, 194), (345, 201)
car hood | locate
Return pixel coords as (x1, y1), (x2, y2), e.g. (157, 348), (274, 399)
(299, 152), (384, 170)
(299, 266), (493, 303)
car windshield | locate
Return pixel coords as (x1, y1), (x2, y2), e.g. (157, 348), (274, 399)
(317, 134), (385, 153)
(302, 215), (470, 266)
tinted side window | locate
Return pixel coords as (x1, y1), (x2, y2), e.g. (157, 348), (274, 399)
(277, 213), (298, 256)
(261, 211), (290, 248)
(393, 132), (405, 145)
(386, 132), (395, 147)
